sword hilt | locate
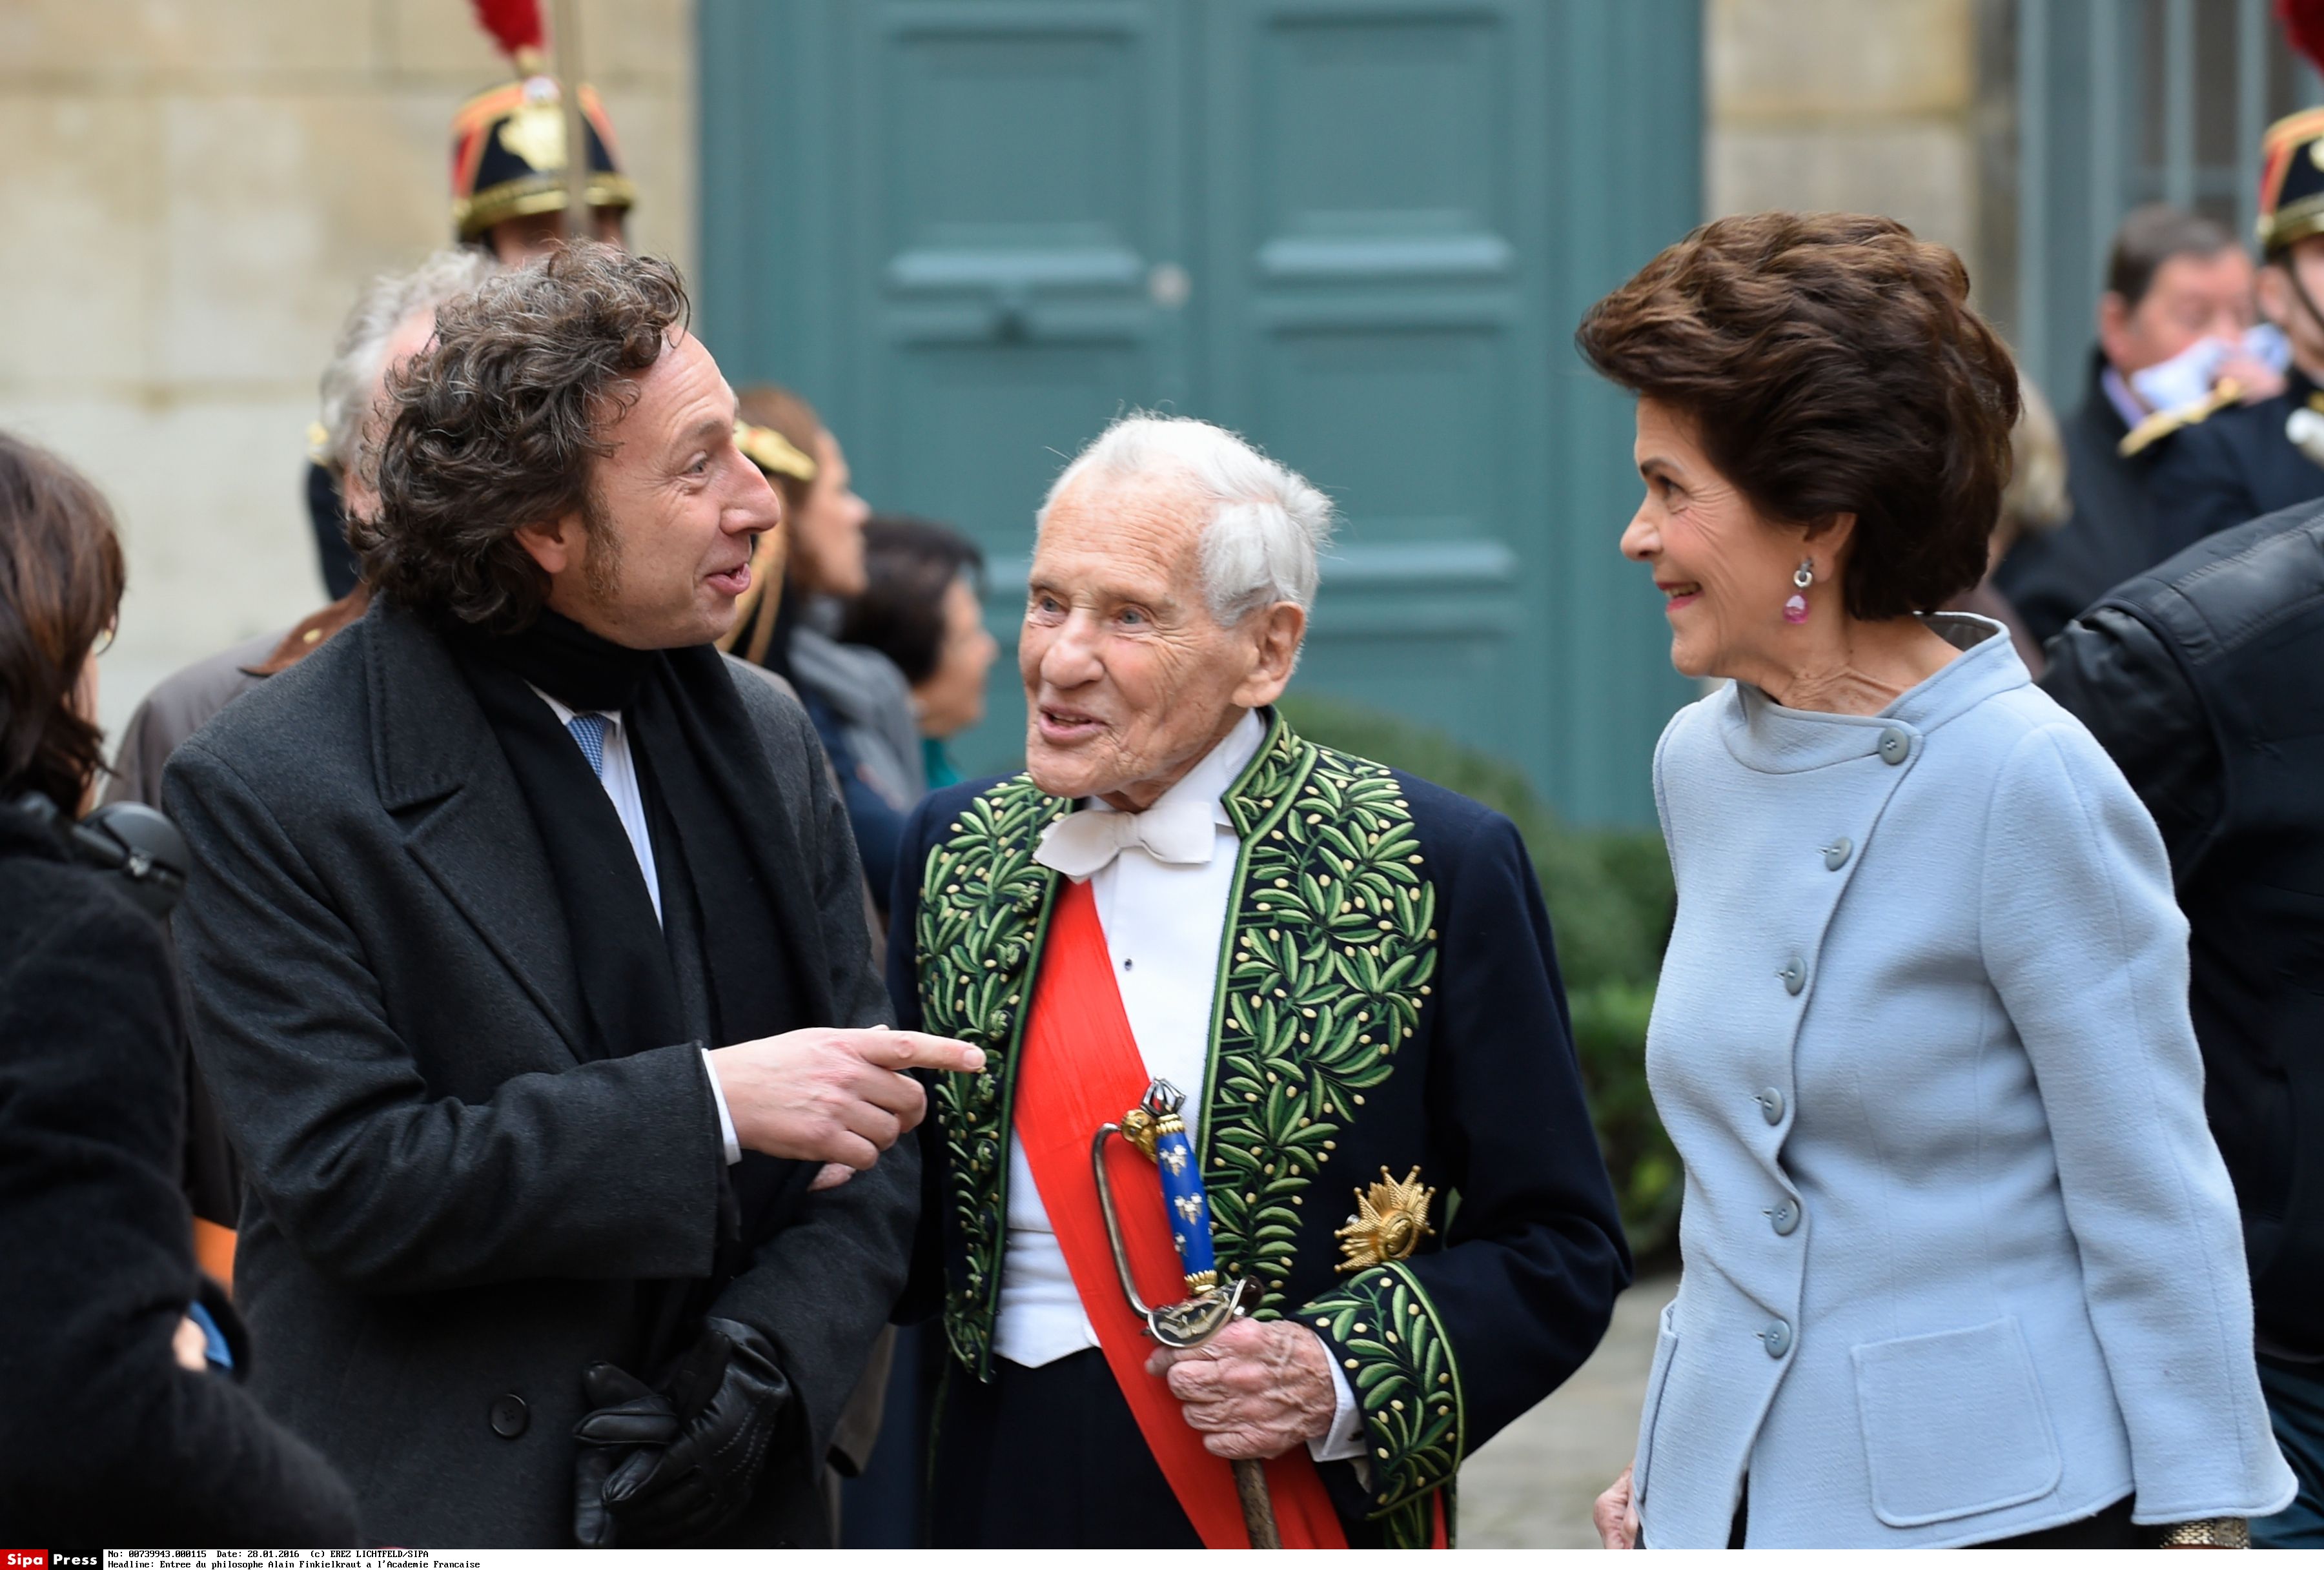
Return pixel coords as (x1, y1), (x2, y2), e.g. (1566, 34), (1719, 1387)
(1090, 1079), (1254, 1347)
(1091, 1081), (1283, 1548)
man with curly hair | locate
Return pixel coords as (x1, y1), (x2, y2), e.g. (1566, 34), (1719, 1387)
(162, 243), (982, 1547)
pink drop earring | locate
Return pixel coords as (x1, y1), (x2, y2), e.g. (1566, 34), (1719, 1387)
(1783, 558), (1814, 624)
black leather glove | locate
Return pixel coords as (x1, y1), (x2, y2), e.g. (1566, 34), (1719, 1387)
(571, 1363), (680, 1547)
(571, 1318), (793, 1548)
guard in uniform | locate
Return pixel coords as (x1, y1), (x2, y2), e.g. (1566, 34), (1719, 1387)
(447, 74), (636, 267)
(2146, 109), (2324, 553)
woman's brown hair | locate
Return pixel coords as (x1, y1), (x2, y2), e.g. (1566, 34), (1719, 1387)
(1575, 211), (2021, 620)
(0, 431), (126, 813)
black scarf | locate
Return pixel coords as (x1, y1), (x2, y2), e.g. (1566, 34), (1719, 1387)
(448, 610), (837, 1366)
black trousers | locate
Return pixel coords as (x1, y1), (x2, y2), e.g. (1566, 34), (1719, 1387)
(930, 1348), (1205, 1549)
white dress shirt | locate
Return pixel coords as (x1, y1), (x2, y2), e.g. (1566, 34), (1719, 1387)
(531, 687), (740, 1165)
(997, 710), (1364, 1463)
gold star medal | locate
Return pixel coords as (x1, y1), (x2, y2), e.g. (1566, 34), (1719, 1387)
(1334, 1167), (1436, 1273)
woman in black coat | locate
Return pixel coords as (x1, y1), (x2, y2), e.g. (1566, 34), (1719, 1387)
(0, 431), (357, 1547)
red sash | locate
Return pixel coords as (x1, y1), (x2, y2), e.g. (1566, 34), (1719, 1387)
(1015, 879), (1351, 1549)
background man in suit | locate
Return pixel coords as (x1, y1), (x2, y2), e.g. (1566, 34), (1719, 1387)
(1995, 206), (2266, 646)
(2145, 112), (2324, 555)
(165, 243), (981, 1547)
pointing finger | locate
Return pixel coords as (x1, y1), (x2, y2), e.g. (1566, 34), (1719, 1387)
(851, 1030), (986, 1074)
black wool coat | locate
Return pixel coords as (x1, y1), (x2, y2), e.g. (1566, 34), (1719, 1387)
(0, 803), (358, 1547)
(2042, 500), (2324, 1357)
(1994, 353), (2166, 647)
(161, 600), (912, 1547)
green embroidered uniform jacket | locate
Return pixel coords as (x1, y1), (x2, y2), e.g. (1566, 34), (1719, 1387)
(886, 711), (1630, 1545)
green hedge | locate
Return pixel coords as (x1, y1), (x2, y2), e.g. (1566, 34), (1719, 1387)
(1279, 694), (1682, 1261)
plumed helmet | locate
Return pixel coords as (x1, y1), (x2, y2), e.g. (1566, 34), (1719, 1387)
(448, 74), (636, 243)
(2265, 2), (2324, 254)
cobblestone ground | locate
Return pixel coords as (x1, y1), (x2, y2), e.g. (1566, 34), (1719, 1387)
(1456, 1272), (1680, 1549)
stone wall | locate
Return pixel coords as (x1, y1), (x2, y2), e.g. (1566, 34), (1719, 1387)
(1706, 0), (2001, 298)
(0, 0), (696, 733)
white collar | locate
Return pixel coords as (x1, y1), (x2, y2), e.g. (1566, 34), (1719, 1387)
(1033, 710), (1269, 879)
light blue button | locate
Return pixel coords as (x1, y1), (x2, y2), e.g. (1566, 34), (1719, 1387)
(1756, 1088), (1785, 1125)
(1822, 835), (1852, 872)
(1877, 727), (1911, 766)
(1779, 957), (1806, 995)
(1762, 1319), (1793, 1358)
(1769, 1199), (1800, 1236)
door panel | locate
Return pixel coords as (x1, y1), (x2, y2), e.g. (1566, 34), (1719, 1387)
(1257, 8), (1510, 257)
(879, 338), (1149, 557)
(880, 11), (1160, 282)
(1205, 0), (1545, 783)
(858, 1), (1187, 482)
(1256, 320), (1508, 545)
(851, 1), (1188, 768)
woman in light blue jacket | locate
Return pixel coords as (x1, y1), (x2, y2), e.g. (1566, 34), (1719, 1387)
(1574, 213), (2295, 1550)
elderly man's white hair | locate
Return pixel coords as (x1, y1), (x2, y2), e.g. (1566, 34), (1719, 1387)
(1041, 413), (1336, 623)
(316, 248), (496, 476)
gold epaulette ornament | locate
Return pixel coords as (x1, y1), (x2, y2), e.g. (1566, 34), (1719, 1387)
(2119, 378), (2244, 457)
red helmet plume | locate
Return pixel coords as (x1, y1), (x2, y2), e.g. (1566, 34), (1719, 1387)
(2279, 0), (2324, 74)
(470, 0), (547, 68)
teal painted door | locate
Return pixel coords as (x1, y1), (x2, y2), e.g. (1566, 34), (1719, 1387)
(700, 0), (1700, 824)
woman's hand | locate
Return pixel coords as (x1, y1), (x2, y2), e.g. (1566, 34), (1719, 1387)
(1595, 1462), (1640, 1549)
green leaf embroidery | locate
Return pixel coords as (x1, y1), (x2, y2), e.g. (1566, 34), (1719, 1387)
(1202, 720), (1438, 1307)
(915, 777), (1067, 1378)
(1301, 1262), (1465, 1528)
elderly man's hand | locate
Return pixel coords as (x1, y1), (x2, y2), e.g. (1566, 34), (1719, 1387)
(1143, 1318), (1338, 1460)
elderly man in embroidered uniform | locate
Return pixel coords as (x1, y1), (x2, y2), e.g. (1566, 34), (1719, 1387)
(887, 414), (1630, 1549)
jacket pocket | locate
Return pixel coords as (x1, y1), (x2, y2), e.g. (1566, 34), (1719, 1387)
(1851, 1315), (2062, 1527)
(1631, 1301), (1681, 1513)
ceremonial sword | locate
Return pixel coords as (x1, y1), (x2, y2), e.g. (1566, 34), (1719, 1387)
(1092, 1079), (1283, 1550)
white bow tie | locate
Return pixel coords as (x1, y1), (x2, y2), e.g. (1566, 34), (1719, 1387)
(1034, 795), (1219, 878)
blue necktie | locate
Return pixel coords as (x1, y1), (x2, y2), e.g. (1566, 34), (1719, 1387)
(567, 713), (609, 778)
